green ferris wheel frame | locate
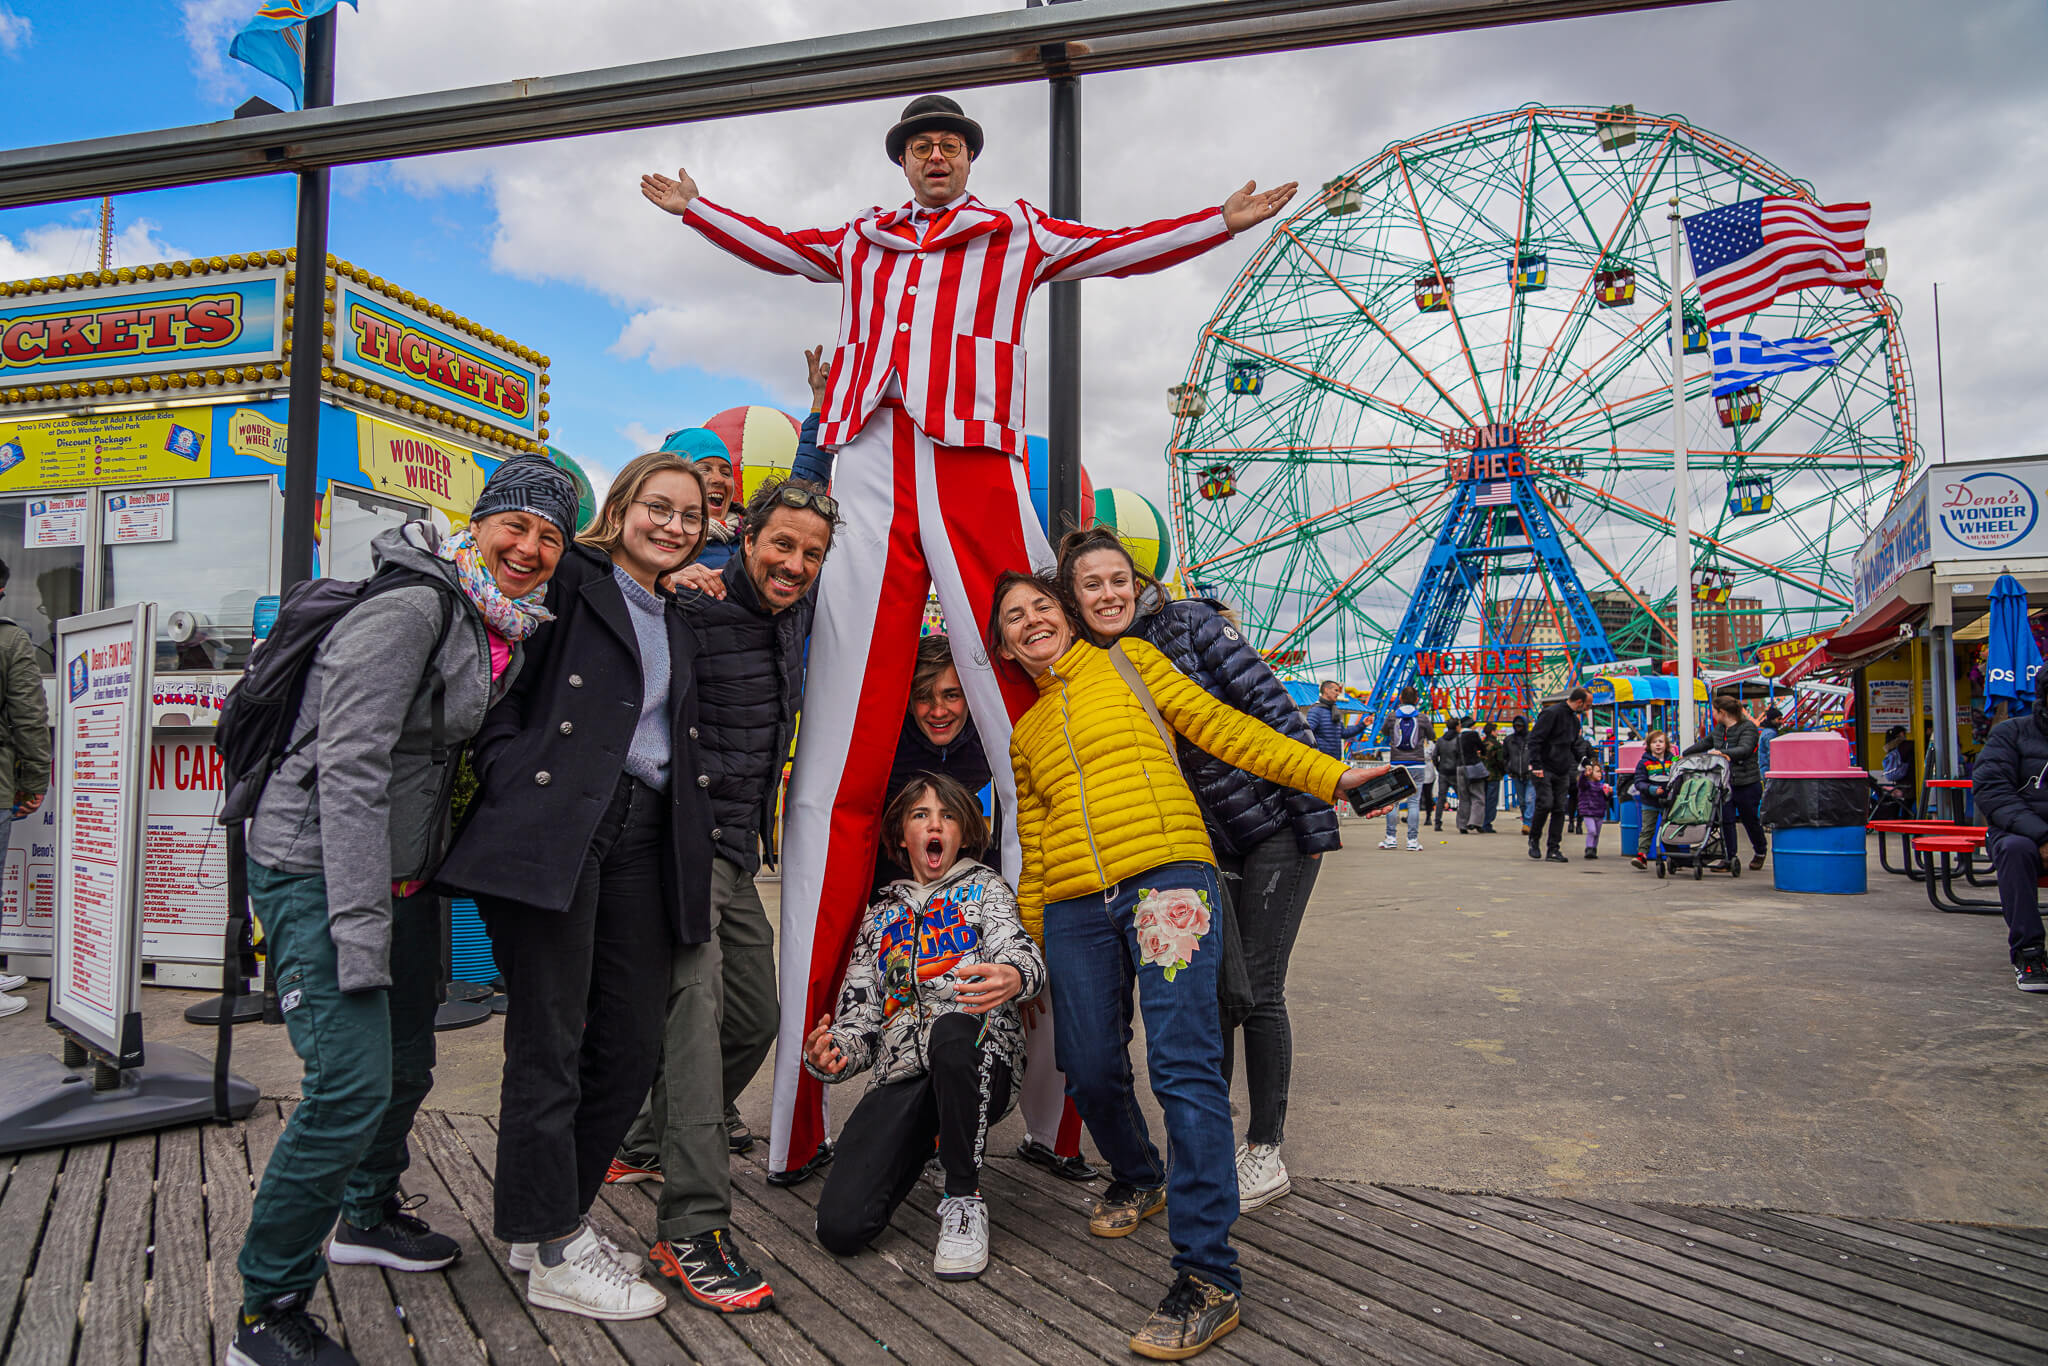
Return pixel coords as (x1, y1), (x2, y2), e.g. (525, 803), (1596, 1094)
(1165, 103), (1919, 686)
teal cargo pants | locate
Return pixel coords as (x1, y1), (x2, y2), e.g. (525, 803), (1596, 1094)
(237, 862), (440, 1311)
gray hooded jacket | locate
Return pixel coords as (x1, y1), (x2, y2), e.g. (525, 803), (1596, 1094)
(246, 522), (522, 991)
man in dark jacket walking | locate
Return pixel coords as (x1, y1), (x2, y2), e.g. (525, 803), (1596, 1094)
(1966, 672), (2048, 992)
(613, 477), (837, 1239)
(1526, 689), (1593, 862)
(1304, 680), (1367, 761)
(1505, 714), (1532, 833)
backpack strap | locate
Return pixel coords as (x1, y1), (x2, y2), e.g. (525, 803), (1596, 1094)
(1109, 643), (1182, 778)
(291, 573), (461, 787)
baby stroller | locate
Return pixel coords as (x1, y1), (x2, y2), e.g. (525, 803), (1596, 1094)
(1656, 752), (1741, 880)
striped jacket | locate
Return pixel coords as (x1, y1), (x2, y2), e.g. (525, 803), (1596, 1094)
(679, 194), (1233, 458)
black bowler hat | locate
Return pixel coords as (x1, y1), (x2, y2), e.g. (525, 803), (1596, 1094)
(885, 94), (984, 164)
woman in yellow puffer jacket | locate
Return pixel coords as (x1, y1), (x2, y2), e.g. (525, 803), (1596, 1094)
(987, 569), (1386, 1361)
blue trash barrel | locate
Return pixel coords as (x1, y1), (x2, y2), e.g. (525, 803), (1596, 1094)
(1618, 797), (1641, 858)
(1772, 825), (1867, 895)
(449, 897), (501, 984)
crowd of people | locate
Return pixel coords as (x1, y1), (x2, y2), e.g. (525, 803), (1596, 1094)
(210, 84), (2048, 1366)
(220, 92), (1401, 1366)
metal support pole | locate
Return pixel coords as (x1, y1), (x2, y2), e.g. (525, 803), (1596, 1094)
(281, 12), (337, 590)
(1046, 58), (1082, 539)
(1932, 281), (1948, 465)
(1667, 198), (1696, 748)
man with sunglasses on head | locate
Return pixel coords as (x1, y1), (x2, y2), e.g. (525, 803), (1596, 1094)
(642, 92), (1297, 1186)
(605, 474), (838, 1315)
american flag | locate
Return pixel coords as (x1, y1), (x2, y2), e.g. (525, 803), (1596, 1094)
(1682, 198), (1878, 328)
(1474, 482), (1511, 507)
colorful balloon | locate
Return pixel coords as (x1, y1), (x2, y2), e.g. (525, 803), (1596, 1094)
(1093, 486), (1173, 578)
(703, 404), (803, 504)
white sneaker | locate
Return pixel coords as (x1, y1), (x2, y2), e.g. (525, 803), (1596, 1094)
(1236, 1142), (1291, 1212)
(524, 1224), (666, 1320)
(0, 993), (24, 1019)
(510, 1228), (645, 1273)
(933, 1195), (989, 1281)
(1406, 840), (1421, 851)
(1378, 836), (1398, 850)
(0, 973), (26, 992)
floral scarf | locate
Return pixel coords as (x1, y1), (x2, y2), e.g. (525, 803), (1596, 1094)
(438, 526), (554, 641)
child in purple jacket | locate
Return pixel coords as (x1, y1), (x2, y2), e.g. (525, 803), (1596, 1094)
(1577, 761), (1615, 860)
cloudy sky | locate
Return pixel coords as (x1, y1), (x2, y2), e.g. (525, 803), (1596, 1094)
(3, 0), (2041, 553)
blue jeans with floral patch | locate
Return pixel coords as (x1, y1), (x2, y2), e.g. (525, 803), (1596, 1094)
(1042, 860), (1239, 1293)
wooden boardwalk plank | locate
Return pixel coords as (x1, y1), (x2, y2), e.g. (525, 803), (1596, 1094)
(1681, 1205), (2048, 1325)
(74, 1133), (155, 1366)
(1286, 1181), (1798, 1366)
(147, 1126), (213, 1366)
(1560, 1198), (2047, 1360)
(6, 1109), (2046, 1366)
(435, 1111), (641, 1366)
(1482, 1192), (1996, 1366)
(399, 1111), (555, 1366)
(0, 1146), (61, 1361)
(1366, 1184), (1908, 1366)
(723, 1156), (981, 1366)
(12, 1140), (111, 1366)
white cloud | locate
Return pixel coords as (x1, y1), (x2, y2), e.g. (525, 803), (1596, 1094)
(0, 218), (193, 280)
(172, 0), (2048, 665)
(180, 0), (253, 90)
(0, 5), (31, 56)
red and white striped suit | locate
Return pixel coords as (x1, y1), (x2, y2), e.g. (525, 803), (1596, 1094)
(678, 193), (1235, 1175)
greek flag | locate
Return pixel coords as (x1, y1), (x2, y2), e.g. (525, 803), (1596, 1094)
(229, 1), (357, 109)
(1707, 329), (1837, 397)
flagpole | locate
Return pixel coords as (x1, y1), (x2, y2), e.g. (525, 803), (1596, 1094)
(281, 10), (338, 589)
(1669, 196), (1697, 749)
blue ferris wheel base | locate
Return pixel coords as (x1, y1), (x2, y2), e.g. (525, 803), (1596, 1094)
(1362, 467), (1617, 730)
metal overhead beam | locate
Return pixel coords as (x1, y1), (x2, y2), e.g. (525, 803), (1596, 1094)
(0, 0), (1710, 209)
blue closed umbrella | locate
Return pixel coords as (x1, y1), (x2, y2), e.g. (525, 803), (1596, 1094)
(1984, 573), (2042, 714)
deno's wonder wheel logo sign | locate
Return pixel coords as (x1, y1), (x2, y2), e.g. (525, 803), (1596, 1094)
(1938, 472), (2038, 553)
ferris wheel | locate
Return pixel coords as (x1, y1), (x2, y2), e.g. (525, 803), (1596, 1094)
(1166, 104), (1919, 701)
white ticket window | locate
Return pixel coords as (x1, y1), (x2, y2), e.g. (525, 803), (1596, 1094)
(325, 482), (427, 583)
(100, 476), (280, 674)
(0, 494), (88, 672)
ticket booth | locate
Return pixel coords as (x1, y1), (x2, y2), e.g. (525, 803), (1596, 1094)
(0, 249), (571, 985)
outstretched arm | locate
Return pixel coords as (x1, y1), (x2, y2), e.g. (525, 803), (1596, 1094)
(789, 345), (834, 486)
(641, 166), (845, 282)
(1031, 179), (1298, 285)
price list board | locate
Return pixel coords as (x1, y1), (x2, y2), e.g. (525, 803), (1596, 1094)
(50, 605), (155, 1066)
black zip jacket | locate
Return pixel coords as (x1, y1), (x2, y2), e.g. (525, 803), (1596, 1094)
(673, 552), (814, 871)
(1125, 595), (1340, 858)
(1975, 709), (2048, 844)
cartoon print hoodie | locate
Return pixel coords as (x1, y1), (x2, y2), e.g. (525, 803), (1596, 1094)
(807, 858), (1045, 1095)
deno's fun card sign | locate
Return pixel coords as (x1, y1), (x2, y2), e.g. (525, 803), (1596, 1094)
(50, 605), (155, 1065)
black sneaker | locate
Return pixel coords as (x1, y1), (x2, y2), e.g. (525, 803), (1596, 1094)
(1129, 1271), (1240, 1360)
(328, 1193), (461, 1272)
(725, 1106), (755, 1155)
(1526, 844), (1542, 861)
(228, 1292), (356, 1366)
(1016, 1137), (1099, 1182)
(1545, 850), (1570, 864)
(2016, 949), (2048, 994)
(766, 1140), (833, 1187)
(1584, 850), (1599, 861)
(651, 1229), (776, 1313)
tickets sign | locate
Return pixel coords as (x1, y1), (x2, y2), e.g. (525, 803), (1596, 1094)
(336, 285), (538, 438)
(0, 272), (285, 388)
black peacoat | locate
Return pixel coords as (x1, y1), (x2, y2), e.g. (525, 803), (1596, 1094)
(434, 543), (714, 944)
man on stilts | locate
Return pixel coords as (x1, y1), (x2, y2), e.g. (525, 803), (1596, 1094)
(642, 94), (1296, 1181)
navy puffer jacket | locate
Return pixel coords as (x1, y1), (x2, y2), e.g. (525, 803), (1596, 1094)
(1124, 595), (1341, 858)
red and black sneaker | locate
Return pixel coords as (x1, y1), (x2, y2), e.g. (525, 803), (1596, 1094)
(650, 1229), (775, 1314)
(604, 1155), (663, 1185)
